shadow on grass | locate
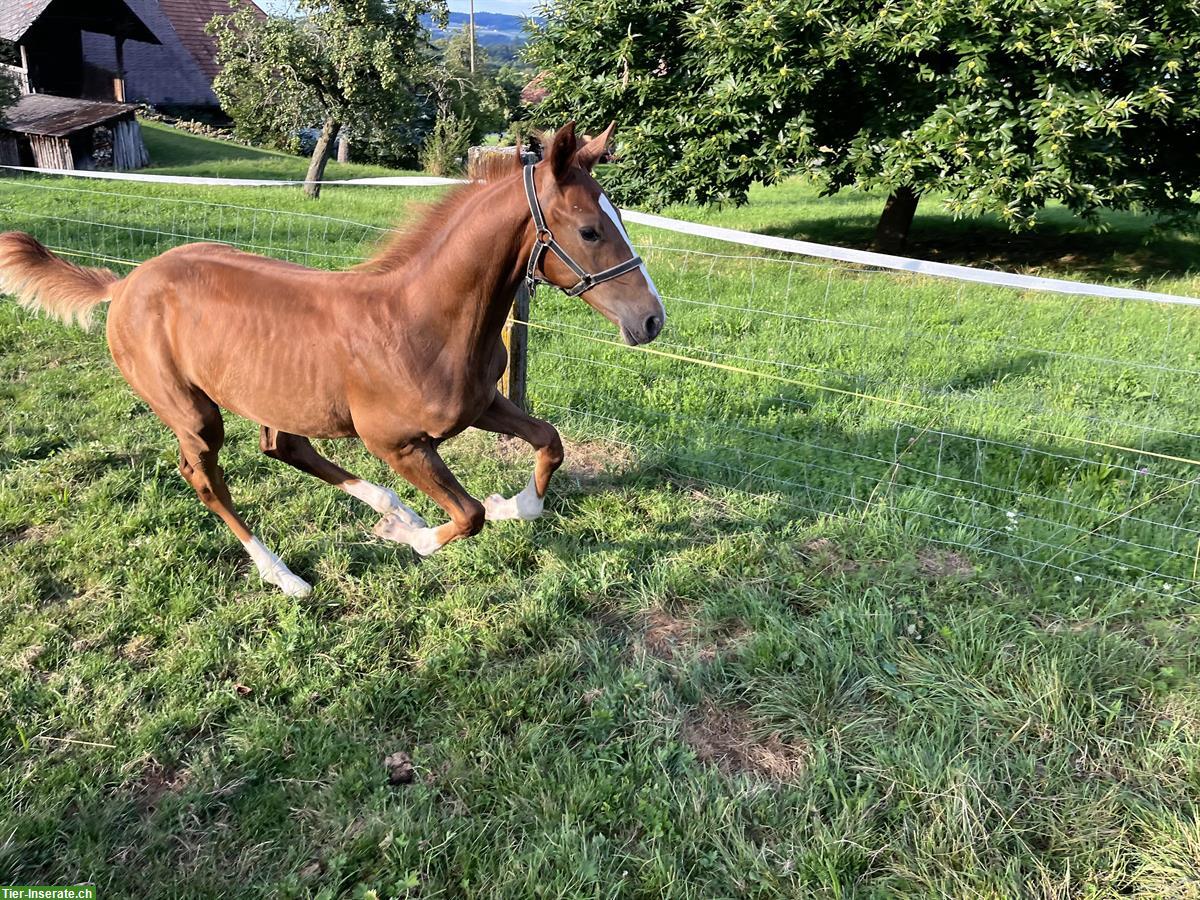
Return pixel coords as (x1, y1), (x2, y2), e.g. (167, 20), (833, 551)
(3, 403), (1198, 896)
(758, 207), (1200, 285)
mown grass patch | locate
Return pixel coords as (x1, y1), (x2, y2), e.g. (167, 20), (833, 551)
(140, 121), (420, 181)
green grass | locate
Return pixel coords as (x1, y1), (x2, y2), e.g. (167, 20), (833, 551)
(650, 176), (1200, 293)
(2, 128), (1200, 897)
(140, 120), (421, 181)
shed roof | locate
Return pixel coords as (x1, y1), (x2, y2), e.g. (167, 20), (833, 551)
(0, 93), (136, 138)
(0, 0), (160, 43)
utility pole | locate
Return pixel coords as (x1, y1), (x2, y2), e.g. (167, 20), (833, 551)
(469, 0), (476, 74)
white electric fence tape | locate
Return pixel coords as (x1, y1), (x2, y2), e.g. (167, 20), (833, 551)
(0, 164), (466, 187)
(3, 163), (1198, 307)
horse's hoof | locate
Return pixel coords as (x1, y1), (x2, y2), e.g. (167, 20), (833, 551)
(483, 484), (544, 521)
(262, 569), (312, 598)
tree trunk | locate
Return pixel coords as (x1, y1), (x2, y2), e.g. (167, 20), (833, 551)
(337, 136), (350, 163)
(304, 117), (341, 200)
(874, 185), (919, 253)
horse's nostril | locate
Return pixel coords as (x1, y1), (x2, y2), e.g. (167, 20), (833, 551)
(645, 315), (662, 339)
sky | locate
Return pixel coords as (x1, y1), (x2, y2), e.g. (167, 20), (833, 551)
(447, 0), (539, 13)
(257, 0), (540, 15)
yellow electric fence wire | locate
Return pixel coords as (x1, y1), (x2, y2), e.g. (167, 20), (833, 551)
(49, 247), (141, 268)
(1041, 475), (1199, 569)
(38, 250), (1200, 468)
(27, 243), (1199, 584)
(518, 319), (1200, 471)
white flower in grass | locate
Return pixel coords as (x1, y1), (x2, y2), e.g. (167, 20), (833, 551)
(1074, 575), (1083, 583)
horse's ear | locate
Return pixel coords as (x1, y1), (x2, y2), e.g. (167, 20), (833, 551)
(549, 120), (578, 181)
(576, 121), (616, 172)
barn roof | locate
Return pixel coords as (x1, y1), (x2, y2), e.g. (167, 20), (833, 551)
(155, 0), (266, 80)
(0, 93), (136, 138)
(0, 0), (160, 43)
(0, 0), (55, 41)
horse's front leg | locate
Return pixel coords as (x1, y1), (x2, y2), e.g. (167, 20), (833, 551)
(472, 393), (564, 521)
(368, 439), (486, 556)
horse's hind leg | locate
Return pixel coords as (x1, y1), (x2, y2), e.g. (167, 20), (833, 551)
(259, 427), (425, 528)
(367, 440), (485, 556)
(472, 394), (564, 521)
(168, 398), (311, 597)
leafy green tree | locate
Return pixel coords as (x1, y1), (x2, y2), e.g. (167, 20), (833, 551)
(434, 28), (508, 144)
(528, 0), (1200, 249)
(0, 40), (22, 119)
(209, 0), (447, 198)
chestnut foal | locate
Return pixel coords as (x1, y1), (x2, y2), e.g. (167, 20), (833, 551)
(0, 122), (665, 596)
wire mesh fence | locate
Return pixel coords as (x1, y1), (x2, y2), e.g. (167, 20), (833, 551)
(3, 170), (1199, 600)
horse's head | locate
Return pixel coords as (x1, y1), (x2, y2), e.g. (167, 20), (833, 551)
(528, 121), (665, 346)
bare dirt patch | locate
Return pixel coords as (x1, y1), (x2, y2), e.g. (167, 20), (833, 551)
(120, 634), (156, 663)
(451, 431), (634, 483)
(641, 609), (747, 662)
(916, 547), (976, 579)
(682, 702), (808, 782)
(1, 524), (55, 547)
(10, 643), (44, 672)
(800, 538), (860, 575)
(136, 763), (190, 814)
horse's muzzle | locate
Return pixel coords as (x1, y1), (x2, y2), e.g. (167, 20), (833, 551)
(621, 313), (663, 346)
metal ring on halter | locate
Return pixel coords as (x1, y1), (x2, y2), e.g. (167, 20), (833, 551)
(522, 164), (642, 298)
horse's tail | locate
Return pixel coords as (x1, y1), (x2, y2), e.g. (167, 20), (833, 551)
(0, 231), (121, 331)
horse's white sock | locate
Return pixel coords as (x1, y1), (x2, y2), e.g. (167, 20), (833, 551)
(242, 536), (312, 597)
(341, 478), (424, 525)
(373, 515), (445, 556)
(484, 473), (544, 521)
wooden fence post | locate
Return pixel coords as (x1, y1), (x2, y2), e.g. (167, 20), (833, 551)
(500, 283), (529, 412)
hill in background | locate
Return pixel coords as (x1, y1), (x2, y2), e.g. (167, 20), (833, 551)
(423, 11), (542, 63)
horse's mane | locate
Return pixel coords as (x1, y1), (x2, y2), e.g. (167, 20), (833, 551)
(354, 147), (532, 276)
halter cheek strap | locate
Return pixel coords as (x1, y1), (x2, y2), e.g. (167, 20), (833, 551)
(523, 164), (644, 298)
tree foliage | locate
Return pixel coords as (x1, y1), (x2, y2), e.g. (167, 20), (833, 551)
(527, 0), (1200, 236)
(0, 40), (22, 120)
(208, 0), (447, 174)
(428, 30), (532, 148)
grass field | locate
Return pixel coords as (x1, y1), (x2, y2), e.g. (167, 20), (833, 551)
(2, 124), (1200, 898)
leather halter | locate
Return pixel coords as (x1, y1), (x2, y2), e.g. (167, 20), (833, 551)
(523, 164), (644, 297)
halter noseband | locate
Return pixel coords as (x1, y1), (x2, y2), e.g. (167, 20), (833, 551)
(523, 164), (644, 298)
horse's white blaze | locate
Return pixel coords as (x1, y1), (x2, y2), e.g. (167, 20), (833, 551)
(598, 193), (666, 322)
(373, 513), (445, 556)
(484, 472), (544, 521)
(243, 536), (311, 597)
(341, 478), (422, 523)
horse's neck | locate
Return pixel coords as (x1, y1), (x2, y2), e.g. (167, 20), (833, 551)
(397, 176), (530, 364)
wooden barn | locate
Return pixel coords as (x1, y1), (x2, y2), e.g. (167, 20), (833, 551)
(0, 0), (155, 171)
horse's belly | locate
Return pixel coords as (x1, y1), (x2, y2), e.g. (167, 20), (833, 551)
(183, 334), (356, 438)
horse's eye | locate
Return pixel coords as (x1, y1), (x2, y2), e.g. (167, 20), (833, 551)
(579, 227), (600, 242)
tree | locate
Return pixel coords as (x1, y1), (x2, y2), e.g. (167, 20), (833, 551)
(209, 0), (447, 198)
(433, 28), (508, 145)
(0, 40), (22, 119)
(527, 1), (1200, 250)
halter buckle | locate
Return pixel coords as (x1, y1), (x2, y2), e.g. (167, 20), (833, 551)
(523, 163), (640, 299)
